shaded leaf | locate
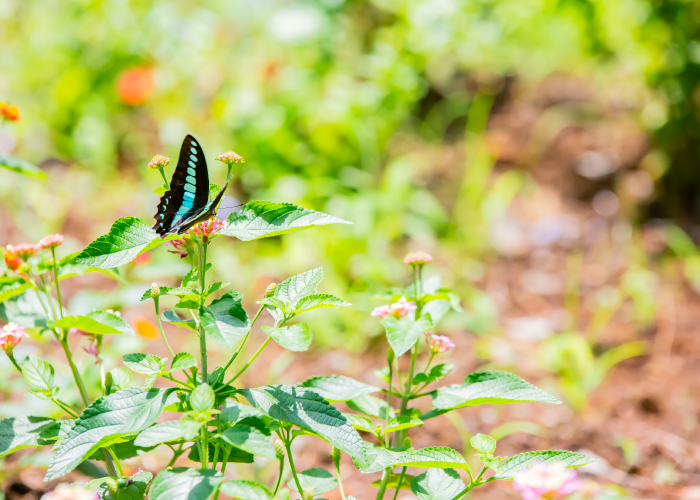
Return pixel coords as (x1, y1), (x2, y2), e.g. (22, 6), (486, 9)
(190, 384), (216, 414)
(219, 422), (276, 459)
(149, 468), (223, 500)
(161, 310), (197, 330)
(413, 364), (453, 386)
(219, 480), (272, 500)
(134, 421), (184, 447)
(287, 468), (337, 495)
(171, 353), (197, 372)
(123, 354), (167, 375)
(347, 394), (395, 419)
(0, 416), (56, 457)
(222, 201), (351, 241)
(264, 323), (312, 352)
(0, 277), (32, 303)
(431, 371), (561, 410)
(495, 450), (598, 479)
(300, 375), (380, 402)
(206, 292), (250, 348)
(381, 316), (432, 358)
(410, 468), (465, 500)
(0, 154), (46, 179)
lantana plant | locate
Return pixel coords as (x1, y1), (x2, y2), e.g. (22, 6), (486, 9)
(0, 148), (596, 500)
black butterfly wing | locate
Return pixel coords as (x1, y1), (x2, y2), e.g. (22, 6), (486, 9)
(153, 135), (210, 237)
(173, 182), (229, 234)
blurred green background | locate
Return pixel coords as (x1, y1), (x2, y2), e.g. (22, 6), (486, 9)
(0, 0), (697, 349)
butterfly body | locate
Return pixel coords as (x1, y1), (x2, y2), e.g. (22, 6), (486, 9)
(153, 135), (227, 237)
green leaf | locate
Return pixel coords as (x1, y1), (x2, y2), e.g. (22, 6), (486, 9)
(204, 281), (230, 297)
(188, 442), (254, 464)
(300, 375), (380, 402)
(293, 294), (351, 315)
(383, 416), (423, 435)
(343, 414), (375, 433)
(209, 183), (221, 197)
(51, 310), (135, 335)
(0, 153), (46, 179)
(153, 186), (167, 195)
(219, 421), (276, 459)
(109, 368), (132, 391)
(182, 269), (199, 288)
(206, 292), (250, 348)
(264, 323), (312, 352)
(219, 480), (272, 500)
(353, 444), (405, 473)
(46, 388), (177, 480)
(0, 277), (32, 303)
(287, 468), (337, 495)
(357, 446), (469, 474)
(371, 474), (415, 490)
(190, 384), (215, 414)
(347, 394), (395, 419)
(381, 316), (432, 358)
(222, 201), (351, 241)
(162, 310), (197, 330)
(20, 355), (55, 393)
(149, 468), (223, 500)
(495, 450), (598, 479)
(470, 434), (496, 457)
(134, 421), (184, 447)
(273, 268), (324, 309)
(75, 217), (173, 269)
(423, 289), (463, 313)
(123, 353), (167, 375)
(220, 401), (264, 425)
(98, 469), (152, 500)
(0, 416), (57, 457)
(431, 371), (561, 409)
(0, 291), (47, 328)
(239, 385), (366, 461)
(171, 353), (197, 372)
(175, 295), (200, 309)
(410, 468), (466, 500)
(413, 364), (453, 386)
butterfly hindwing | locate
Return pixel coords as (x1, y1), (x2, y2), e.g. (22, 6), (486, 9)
(153, 135), (211, 237)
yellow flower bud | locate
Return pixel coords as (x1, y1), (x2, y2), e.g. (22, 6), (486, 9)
(151, 283), (160, 297)
(265, 283), (277, 298)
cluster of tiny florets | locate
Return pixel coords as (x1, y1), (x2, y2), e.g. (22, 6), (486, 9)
(371, 297), (417, 319)
(148, 155), (170, 169)
(403, 251), (433, 265)
(216, 151), (244, 165)
(424, 332), (455, 353)
(0, 101), (20, 122)
(0, 323), (29, 352)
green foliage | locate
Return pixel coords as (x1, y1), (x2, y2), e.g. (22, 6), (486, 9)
(0, 154), (46, 179)
(149, 468), (223, 500)
(264, 323), (312, 352)
(410, 468), (466, 500)
(0, 416), (57, 457)
(431, 371), (561, 410)
(51, 310), (135, 335)
(381, 316), (432, 358)
(239, 385), (367, 461)
(222, 201), (351, 241)
(413, 364), (453, 386)
(287, 468), (338, 495)
(218, 420), (276, 459)
(495, 450), (597, 479)
(202, 292), (250, 347)
(300, 375), (380, 402)
(356, 445), (469, 474)
(219, 480), (272, 500)
(134, 421), (184, 448)
(20, 355), (57, 399)
(46, 388), (177, 480)
(0, 277), (32, 303)
(189, 384), (215, 415)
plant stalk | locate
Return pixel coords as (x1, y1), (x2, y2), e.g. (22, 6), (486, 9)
(272, 457), (285, 497)
(227, 336), (271, 385)
(285, 440), (305, 499)
(198, 241), (208, 384)
(153, 296), (176, 359)
(50, 248), (64, 318)
(223, 304), (264, 373)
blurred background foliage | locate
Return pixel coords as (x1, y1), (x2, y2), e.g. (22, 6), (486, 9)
(0, 0), (698, 351)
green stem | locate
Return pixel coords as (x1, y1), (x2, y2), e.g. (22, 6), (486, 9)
(226, 336), (271, 385)
(392, 343), (418, 448)
(447, 467), (491, 500)
(198, 241), (208, 384)
(200, 423), (208, 469)
(6, 350), (22, 374)
(335, 460), (346, 499)
(272, 457), (285, 497)
(212, 448), (232, 500)
(158, 167), (170, 188)
(167, 443), (184, 467)
(375, 470), (391, 500)
(384, 360), (393, 447)
(223, 305), (264, 373)
(107, 447), (124, 476)
(52, 398), (80, 418)
(50, 247), (64, 319)
(391, 467), (407, 500)
(410, 351), (436, 396)
(153, 296), (176, 359)
(285, 439), (304, 499)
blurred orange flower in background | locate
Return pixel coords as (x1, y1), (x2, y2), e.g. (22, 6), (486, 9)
(132, 315), (159, 339)
(0, 102), (20, 121)
(117, 66), (154, 106)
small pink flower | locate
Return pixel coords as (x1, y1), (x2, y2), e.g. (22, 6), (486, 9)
(425, 332), (455, 353)
(371, 297), (417, 319)
(41, 484), (100, 500)
(186, 217), (225, 242)
(403, 251), (433, 265)
(148, 154), (170, 169)
(165, 238), (189, 258)
(37, 234), (64, 250)
(83, 344), (100, 365)
(215, 151), (244, 165)
(8, 243), (37, 261)
(0, 323), (29, 352)
(371, 305), (393, 318)
(513, 463), (582, 500)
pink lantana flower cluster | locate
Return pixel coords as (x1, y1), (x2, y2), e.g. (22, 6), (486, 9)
(186, 217), (226, 243)
(513, 463), (582, 500)
(148, 154), (170, 169)
(41, 483), (99, 500)
(4, 234), (64, 272)
(8, 243), (38, 261)
(165, 238), (190, 258)
(424, 332), (455, 353)
(0, 323), (29, 352)
(371, 297), (417, 319)
(215, 151), (244, 166)
(403, 251), (433, 265)
(37, 234), (64, 250)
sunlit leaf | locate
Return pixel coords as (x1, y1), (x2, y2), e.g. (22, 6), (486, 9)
(264, 323), (312, 352)
(0, 154), (46, 179)
(495, 450), (597, 479)
(300, 375), (380, 402)
(149, 468), (223, 500)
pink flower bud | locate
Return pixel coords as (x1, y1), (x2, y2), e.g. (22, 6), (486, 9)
(148, 154), (170, 169)
(7, 243), (37, 261)
(83, 345), (100, 365)
(0, 323), (28, 352)
(370, 305), (393, 318)
(216, 151), (244, 166)
(403, 251), (433, 265)
(424, 332), (455, 353)
(37, 234), (64, 250)
(513, 463), (582, 500)
(165, 238), (189, 258)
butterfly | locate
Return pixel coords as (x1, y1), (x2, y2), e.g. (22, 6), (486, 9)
(153, 134), (228, 237)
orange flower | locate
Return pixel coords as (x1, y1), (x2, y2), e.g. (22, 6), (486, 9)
(117, 66), (154, 106)
(0, 102), (20, 122)
(4, 249), (22, 271)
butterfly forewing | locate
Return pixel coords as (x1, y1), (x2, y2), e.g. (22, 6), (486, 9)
(153, 135), (211, 237)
